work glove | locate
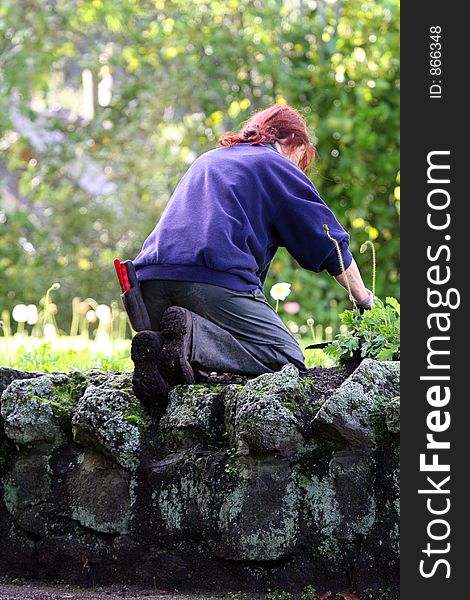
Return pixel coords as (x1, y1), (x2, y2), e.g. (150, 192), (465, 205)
(354, 289), (374, 313)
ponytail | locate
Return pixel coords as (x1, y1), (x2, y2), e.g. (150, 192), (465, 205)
(218, 103), (315, 171)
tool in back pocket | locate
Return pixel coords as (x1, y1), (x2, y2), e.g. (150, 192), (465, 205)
(114, 259), (152, 331)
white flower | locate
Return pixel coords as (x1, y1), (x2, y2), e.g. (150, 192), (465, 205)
(26, 304), (38, 325)
(287, 321), (299, 334)
(43, 323), (57, 342)
(86, 309), (97, 323)
(96, 304), (111, 325)
(12, 304), (29, 323)
(269, 282), (292, 301)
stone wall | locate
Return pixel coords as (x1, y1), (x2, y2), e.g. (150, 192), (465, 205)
(0, 360), (400, 599)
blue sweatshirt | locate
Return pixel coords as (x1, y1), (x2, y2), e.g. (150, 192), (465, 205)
(134, 143), (353, 290)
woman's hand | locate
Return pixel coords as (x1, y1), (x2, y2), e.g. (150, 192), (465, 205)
(355, 288), (374, 311)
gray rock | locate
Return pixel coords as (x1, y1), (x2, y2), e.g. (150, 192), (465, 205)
(215, 460), (300, 561)
(66, 450), (132, 534)
(0, 373), (85, 447)
(0, 368), (44, 465)
(159, 383), (225, 450)
(0, 361), (400, 597)
(314, 359), (400, 449)
(225, 364), (309, 456)
(3, 452), (52, 518)
(329, 450), (376, 540)
(0, 518), (38, 579)
(385, 396), (400, 434)
(0, 367), (42, 397)
(71, 373), (146, 469)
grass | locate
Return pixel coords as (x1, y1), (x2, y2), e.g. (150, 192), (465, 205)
(1, 289), (335, 373)
(302, 346), (335, 369)
(0, 335), (132, 372)
(1, 284), (341, 373)
(0, 334), (334, 373)
(0, 335), (334, 372)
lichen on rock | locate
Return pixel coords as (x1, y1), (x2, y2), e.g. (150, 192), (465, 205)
(0, 368), (43, 398)
(71, 373), (147, 469)
(0, 373), (86, 447)
(67, 451), (132, 534)
(385, 396), (400, 434)
(225, 364), (309, 456)
(0, 362), (400, 598)
(215, 463), (301, 561)
(314, 359), (400, 450)
(159, 383), (225, 450)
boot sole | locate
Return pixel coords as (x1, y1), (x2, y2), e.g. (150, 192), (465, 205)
(131, 331), (169, 410)
(158, 307), (195, 386)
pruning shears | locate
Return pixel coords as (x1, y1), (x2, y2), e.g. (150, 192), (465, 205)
(305, 341), (330, 349)
(114, 258), (133, 293)
(305, 330), (364, 351)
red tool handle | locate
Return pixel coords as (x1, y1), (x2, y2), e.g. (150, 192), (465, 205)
(114, 258), (125, 292)
(120, 262), (131, 292)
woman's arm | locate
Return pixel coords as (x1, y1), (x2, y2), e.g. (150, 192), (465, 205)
(334, 258), (373, 308)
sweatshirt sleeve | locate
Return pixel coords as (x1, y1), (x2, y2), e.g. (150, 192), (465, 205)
(270, 161), (353, 276)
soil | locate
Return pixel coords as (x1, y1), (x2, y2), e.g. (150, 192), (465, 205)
(203, 366), (348, 410)
(0, 581), (261, 600)
(204, 366), (347, 392)
(301, 366), (349, 403)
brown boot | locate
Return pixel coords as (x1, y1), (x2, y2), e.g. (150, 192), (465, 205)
(131, 330), (170, 413)
(157, 306), (195, 386)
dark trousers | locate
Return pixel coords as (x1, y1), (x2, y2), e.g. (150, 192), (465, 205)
(140, 280), (306, 376)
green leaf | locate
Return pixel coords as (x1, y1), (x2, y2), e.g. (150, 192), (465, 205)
(386, 296), (401, 315)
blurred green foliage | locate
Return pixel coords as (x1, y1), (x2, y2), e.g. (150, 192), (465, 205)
(0, 0), (399, 333)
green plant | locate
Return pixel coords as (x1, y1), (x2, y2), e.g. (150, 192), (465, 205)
(303, 347), (335, 369)
(227, 592), (245, 600)
(266, 590), (293, 600)
(224, 464), (238, 476)
(224, 447), (240, 476)
(301, 584), (318, 600)
(325, 297), (400, 363)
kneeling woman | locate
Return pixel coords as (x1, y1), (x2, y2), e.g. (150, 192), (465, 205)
(130, 104), (372, 407)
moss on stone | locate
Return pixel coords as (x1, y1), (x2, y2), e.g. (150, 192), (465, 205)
(158, 485), (184, 530)
(224, 364), (307, 457)
(384, 396), (400, 434)
(123, 399), (152, 430)
(160, 383), (226, 451)
(218, 483), (246, 528)
(71, 375), (144, 469)
(281, 401), (296, 413)
(0, 362), (399, 593)
(1, 376), (68, 447)
(3, 480), (19, 514)
(25, 372), (87, 417)
(370, 396), (388, 442)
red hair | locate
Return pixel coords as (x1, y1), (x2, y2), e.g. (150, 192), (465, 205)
(218, 104), (315, 171)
